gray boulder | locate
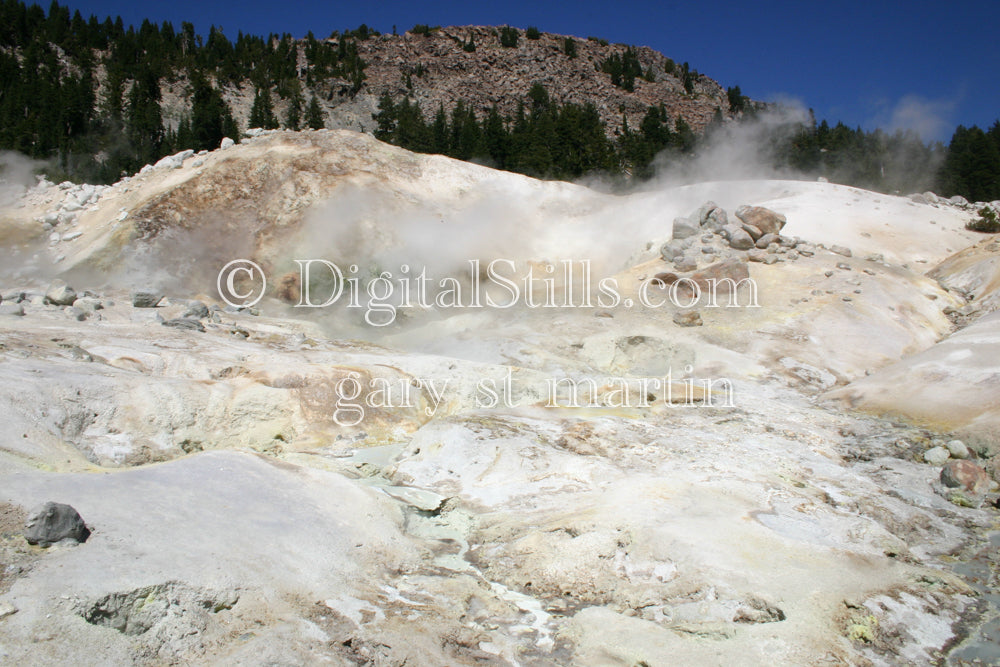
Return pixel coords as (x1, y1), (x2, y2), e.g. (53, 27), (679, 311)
(672, 217), (699, 240)
(72, 297), (103, 312)
(756, 233), (779, 249)
(45, 281), (77, 306)
(728, 228), (755, 250)
(183, 301), (211, 319)
(659, 241), (685, 262)
(741, 223), (763, 241)
(673, 256), (699, 272)
(24, 502), (90, 547)
(65, 306), (88, 321)
(163, 318), (206, 332)
(131, 290), (163, 308)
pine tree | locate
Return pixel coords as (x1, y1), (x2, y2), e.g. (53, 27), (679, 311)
(373, 93), (396, 140)
(126, 67), (163, 166)
(499, 26), (519, 48)
(284, 90), (302, 130)
(190, 73), (236, 151)
(305, 95), (325, 129)
(431, 104), (449, 154)
(249, 87), (277, 129)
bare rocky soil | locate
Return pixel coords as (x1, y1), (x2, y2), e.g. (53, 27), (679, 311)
(0, 131), (998, 665)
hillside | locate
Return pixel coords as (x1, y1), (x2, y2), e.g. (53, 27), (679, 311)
(0, 1), (757, 184)
(256, 26), (739, 138)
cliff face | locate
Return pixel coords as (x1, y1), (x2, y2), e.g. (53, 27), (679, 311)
(345, 26), (739, 134)
(154, 26), (751, 139)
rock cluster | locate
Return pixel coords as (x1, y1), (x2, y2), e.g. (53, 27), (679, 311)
(661, 202), (812, 273)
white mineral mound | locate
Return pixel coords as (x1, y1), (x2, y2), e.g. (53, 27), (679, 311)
(0, 130), (997, 666)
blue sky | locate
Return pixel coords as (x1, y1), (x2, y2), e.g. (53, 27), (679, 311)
(61, 0), (1000, 143)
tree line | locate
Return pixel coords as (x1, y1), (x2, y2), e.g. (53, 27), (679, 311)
(0, 0), (997, 203)
(0, 0), (348, 182)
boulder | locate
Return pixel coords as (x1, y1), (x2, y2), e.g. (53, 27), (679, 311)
(945, 440), (969, 459)
(183, 301), (210, 319)
(24, 502), (90, 547)
(154, 149), (195, 170)
(741, 223), (763, 241)
(940, 460), (990, 495)
(735, 206), (786, 236)
(923, 446), (950, 466)
(72, 297), (103, 312)
(692, 202), (719, 225)
(672, 217), (699, 240)
(728, 228), (755, 250)
(131, 290), (163, 308)
(45, 281), (77, 306)
(163, 318), (206, 332)
(220, 137), (235, 150)
(65, 306), (88, 321)
(659, 240), (685, 261)
(704, 206), (728, 231)
(756, 233), (779, 249)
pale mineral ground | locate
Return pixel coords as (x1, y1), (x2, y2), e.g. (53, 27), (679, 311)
(0, 129), (998, 665)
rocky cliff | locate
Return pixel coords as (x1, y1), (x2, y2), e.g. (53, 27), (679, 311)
(157, 26), (752, 138)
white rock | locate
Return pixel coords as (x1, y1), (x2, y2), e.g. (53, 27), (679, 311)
(944, 440), (969, 459)
(923, 446), (950, 466)
(62, 231), (82, 242)
(154, 150), (194, 170)
(220, 137), (235, 149)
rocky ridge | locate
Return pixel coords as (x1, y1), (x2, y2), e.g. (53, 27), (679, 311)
(150, 26), (749, 138)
